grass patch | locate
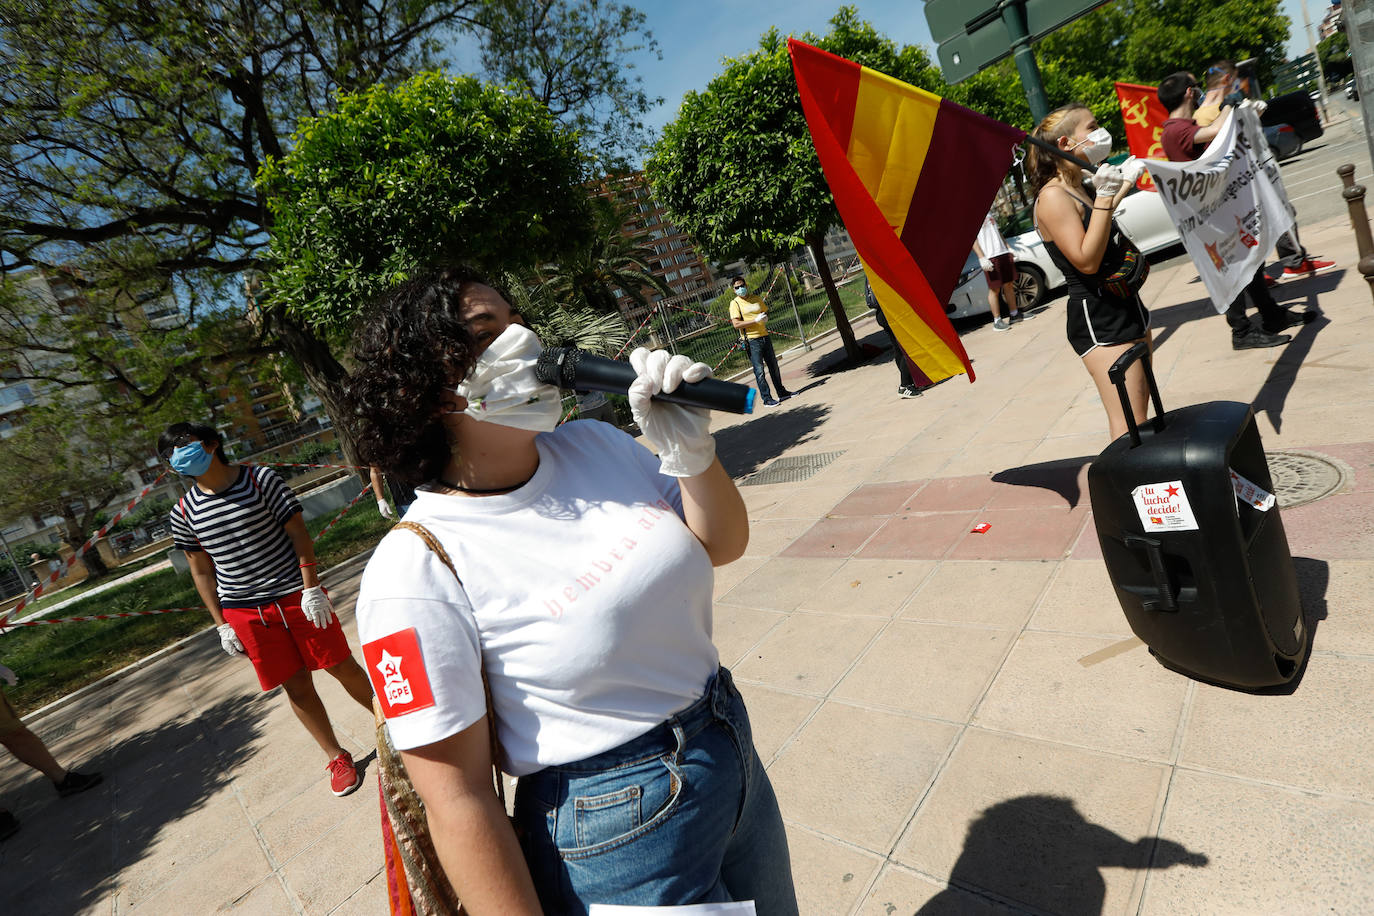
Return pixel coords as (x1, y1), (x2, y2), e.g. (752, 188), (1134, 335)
(2, 499), (393, 716)
(15, 550), (173, 616)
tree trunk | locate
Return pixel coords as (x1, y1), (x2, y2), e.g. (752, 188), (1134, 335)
(272, 314), (365, 474)
(806, 233), (861, 361)
(61, 508), (109, 579)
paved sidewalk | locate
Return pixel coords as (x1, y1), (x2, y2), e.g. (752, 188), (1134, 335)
(3, 214), (1373, 913)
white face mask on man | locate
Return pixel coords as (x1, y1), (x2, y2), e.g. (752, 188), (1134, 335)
(455, 324), (563, 432)
(1068, 127), (1113, 165)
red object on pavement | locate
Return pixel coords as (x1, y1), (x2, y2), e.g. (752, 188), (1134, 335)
(971, 522), (991, 534)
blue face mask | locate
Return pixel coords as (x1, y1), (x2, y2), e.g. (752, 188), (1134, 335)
(170, 441), (213, 477)
(734, 286), (748, 297)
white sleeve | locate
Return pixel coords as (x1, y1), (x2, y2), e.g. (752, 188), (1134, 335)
(355, 531), (488, 751)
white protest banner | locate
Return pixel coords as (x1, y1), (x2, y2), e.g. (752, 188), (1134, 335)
(1143, 106), (1295, 311)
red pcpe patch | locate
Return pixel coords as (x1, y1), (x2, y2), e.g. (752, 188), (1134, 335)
(363, 627), (436, 718)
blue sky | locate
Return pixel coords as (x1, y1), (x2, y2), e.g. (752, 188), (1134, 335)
(606, 0), (1333, 139)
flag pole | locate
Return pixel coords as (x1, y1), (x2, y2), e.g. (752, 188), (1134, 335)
(1021, 134), (1094, 171)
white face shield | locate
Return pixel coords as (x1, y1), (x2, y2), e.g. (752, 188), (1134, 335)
(455, 324), (563, 432)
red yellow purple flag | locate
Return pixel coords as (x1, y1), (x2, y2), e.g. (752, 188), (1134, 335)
(788, 39), (1026, 383)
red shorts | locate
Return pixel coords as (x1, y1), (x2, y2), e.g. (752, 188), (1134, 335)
(221, 589), (352, 691)
(985, 253), (1018, 289)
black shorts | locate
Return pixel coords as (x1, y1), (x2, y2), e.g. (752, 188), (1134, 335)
(1066, 293), (1150, 357)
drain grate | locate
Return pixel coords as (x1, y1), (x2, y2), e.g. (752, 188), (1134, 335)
(1265, 449), (1352, 509)
(740, 451), (847, 486)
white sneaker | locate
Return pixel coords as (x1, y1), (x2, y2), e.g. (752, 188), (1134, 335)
(992, 317), (1011, 331)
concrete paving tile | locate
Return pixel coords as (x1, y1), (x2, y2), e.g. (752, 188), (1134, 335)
(755, 484), (858, 520)
(903, 560), (1055, 629)
(779, 516), (885, 558)
(1070, 513), (1105, 560)
(856, 512), (979, 560)
(732, 611), (884, 695)
(946, 507), (1088, 561)
(734, 682), (820, 763)
(280, 799), (385, 914)
(114, 789), (250, 905)
(712, 555), (766, 600)
(712, 602), (786, 669)
(797, 558), (935, 617)
(870, 449), (958, 482)
(717, 557), (846, 611)
(1305, 442), (1374, 492)
(328, 872), (392, 916)
(1141, 770), (1374, 915)
(895, 729), (1172, 916)
(902, 476), (994, 512)
(1023, 433), (1106, 466)
(984, 461), (1090, 510)
(739, 483), (789, 515)
(1028, 560), (1134, 638)
(973, 632), (1188, 760)
(740, 518), (806, 558)
(971, 403), (1068, 447)
(1181, 654), (1374, 801)
(942, 438), (1042, 479)
(1259, 404), (1374, 445)
(784, 823), (884, 916)
(833, 621), (1013, 722)
(1045, 400), (1115, 440)
(126, 827), (272, 913)
(828, 481), (925, 517)
(1294, 558), (1374, 656)
(1277, 489), (1374, 559)
(215, 875), (297, 915)
(769, 701), (959, 851)
(805, 456), (886, 487)
(857, 863), (1025, 915)
(256, 765), (379, 864)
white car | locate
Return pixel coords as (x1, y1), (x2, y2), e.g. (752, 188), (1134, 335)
(946, 188), (1183, 319)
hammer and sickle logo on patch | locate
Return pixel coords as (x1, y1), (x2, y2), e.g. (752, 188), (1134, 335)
(1122, 98), (1150, 126)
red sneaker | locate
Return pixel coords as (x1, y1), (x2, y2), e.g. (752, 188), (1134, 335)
(1282, 258), (1335, 277)
(1263, 274), (1277, 287)
(327, 751), (361, 797)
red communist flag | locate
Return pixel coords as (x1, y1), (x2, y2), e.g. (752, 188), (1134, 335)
(1114, 82), (1169, 191)
(788, 39), (1026, 384)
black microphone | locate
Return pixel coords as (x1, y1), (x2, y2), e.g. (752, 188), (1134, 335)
(534, 347), (756, 414)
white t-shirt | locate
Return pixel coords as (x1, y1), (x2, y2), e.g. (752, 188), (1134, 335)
(355, 420), (719, 776)
(975, 216), (1010, 259)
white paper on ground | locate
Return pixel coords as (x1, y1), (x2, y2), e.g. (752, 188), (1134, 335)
(1130, 480), (1200, 531)
(588, 904), (757, 915)
(1229, 468), (1276, 511)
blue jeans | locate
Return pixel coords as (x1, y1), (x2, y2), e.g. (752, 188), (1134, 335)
(744, 336), (787, 401)
(513, 668), (798, 916)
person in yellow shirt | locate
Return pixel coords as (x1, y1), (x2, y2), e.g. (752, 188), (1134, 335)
(728, 276), (792, 406)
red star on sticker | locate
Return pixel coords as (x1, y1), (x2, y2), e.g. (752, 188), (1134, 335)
(1165, 485), (1180, 498)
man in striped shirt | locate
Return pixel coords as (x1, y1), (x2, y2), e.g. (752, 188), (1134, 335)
(160, 423), (374, 797)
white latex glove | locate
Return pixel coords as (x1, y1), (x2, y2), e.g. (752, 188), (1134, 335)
(217, 623), (245, 658)
(754, 312), (768, 324)
(0, 663), (17, 687)
(978, 256), (994, 272)
(376, 498), (394, 519)
(1239, 98), (1269, 115)
(628, 347), (716, 478)
(1120, 157), (1146, 185)
(301, 586), (334, 629)
(1093, 163), (1125, 199)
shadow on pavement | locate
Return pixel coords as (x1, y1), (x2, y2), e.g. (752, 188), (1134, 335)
(0, 690), (270, 912)
(1246, 555), (1330, 697)
(1141, 295), (1216, 352)
(1251, 314), (1331, 434)
(917, 795), (1208, 915)
(715, 403), (831, 479)
(991, 456), (1095, 509)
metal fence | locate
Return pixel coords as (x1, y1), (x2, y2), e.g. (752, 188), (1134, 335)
(616, 258), (876, 381)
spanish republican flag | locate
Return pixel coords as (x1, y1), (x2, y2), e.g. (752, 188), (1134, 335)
(788, 39), (1026, 383)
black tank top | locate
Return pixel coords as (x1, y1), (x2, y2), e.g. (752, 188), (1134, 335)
(1039, 193), (1134, 304)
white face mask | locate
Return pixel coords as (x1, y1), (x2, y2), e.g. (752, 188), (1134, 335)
(455, 324), (563, 432)
(1069, 126), (1113, 165)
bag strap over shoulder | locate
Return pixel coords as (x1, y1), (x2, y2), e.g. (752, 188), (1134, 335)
(391, 521), (507, 807)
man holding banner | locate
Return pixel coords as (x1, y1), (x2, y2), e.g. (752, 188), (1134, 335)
(1152, 72), (1316, 350)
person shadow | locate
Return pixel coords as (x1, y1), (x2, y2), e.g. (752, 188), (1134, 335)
(915, 795), (1208, 915)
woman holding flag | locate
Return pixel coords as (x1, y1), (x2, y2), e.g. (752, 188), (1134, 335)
(1029, 104), (1153, 442)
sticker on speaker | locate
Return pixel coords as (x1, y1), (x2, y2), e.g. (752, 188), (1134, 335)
(1130, 480), (1199, 531)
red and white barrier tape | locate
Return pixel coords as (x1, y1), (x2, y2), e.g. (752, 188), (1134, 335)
(0, 606), (198, 631)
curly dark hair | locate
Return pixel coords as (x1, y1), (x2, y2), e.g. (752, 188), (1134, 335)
(341, 266), (495, 487)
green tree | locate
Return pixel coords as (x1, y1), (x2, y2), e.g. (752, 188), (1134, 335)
(536, 195), (671, 319)
(1318, 31), (1352, 81)
(257, 71), (591, 337)
(0, 0), (659, 448)
(647, 6), (943, 362)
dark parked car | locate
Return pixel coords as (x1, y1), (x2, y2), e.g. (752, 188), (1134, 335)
(1261, 90), (1324, 143)
(1264, 123), (1302, 160)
